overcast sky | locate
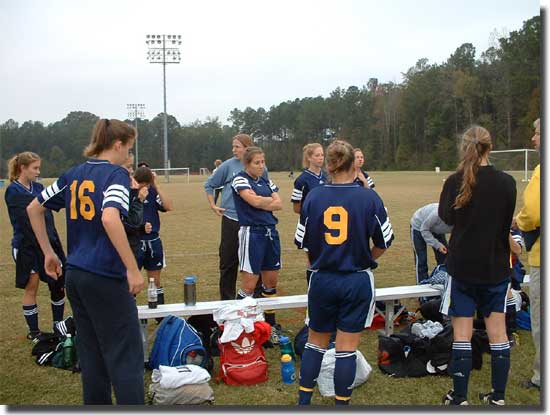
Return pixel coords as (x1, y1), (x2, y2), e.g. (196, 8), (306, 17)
(0, 0), (541, 126)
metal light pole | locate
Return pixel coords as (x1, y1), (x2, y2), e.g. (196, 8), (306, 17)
(146, 34), (182, 182)
(127, 103), (145, 168)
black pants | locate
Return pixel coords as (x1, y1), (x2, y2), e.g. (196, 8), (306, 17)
(66, 267), (144, 405)
(219, 216), (240, 300)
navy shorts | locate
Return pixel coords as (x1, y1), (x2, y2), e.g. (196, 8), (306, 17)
(306, 269), (375, 333)
(137, 237), (166, 271)
(440, 276), (509, 318)
(238, 226), (281, 275)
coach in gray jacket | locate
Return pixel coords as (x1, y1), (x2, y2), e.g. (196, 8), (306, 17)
(410, 203), (452, 284)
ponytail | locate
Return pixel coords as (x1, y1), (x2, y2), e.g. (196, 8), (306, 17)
(84, 118), (136, 157)
(7, 152), (41, 182)
(454, 125), (492, 209)
(326, 140), (354, 175)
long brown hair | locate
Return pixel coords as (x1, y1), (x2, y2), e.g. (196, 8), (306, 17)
(7, 152), (41, 182)
(84, 119), (136, 157)
(326, 140), (354, 175)
(454, 125), (492, 209)
(233, 134), (254, 148)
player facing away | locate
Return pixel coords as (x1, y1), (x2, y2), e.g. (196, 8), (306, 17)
(27, 119), (145, 404)
(295, 140), (394, 405)
(5, 152), (66, 339)
(232, 147), (283, 344)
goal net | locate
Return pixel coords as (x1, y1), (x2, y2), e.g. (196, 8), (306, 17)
(199, 167), (210, 175)
(490, 149), (539, 182)
(150, 167), (190, 183)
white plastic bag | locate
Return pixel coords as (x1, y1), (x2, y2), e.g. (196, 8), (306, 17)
(317, 349), (372, 397)
(213, 297), (265, 343)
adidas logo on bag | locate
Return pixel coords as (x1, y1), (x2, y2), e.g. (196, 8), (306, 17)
(231, 337), (255, 354)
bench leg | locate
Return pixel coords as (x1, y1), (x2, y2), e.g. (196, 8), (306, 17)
(140, 319), (148, 364)
(384, 301), (395, 335)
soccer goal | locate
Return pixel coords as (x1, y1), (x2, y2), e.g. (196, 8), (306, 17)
(490, 149), (539, 182)
(199, 167), (210, 176)
(150, 167), (190, 184)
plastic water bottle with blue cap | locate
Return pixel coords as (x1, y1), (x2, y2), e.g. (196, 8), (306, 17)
(184, 276), (197, 306)
(279, 335), (295, 361)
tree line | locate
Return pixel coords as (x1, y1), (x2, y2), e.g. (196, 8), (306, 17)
(0, 16), (539, 178)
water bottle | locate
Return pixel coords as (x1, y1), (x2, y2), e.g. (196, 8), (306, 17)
(279, 335), (295, 361)
(281, 354), (295, 384)
(147, 278), (158, 309)
(184, 276), (197, 306)
(63, 334), (75, 368)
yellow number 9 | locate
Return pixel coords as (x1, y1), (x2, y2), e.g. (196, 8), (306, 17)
(324, 206), (348, 245)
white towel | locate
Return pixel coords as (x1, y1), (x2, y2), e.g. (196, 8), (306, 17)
(152, 364), (211, 389)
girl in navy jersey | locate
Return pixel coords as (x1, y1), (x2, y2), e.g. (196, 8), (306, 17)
(291, 143), (327, 214)
(353, 148), (375, 188)
(439, 126), (516, 406)
(232, 147), (283, 342)
(294, 140), (393, 405)
(27, 119), (145, 405)
(5, 152), (66, 340)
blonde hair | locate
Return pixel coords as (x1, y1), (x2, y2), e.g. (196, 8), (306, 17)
(326, 140), (354, 175)
(233, 134), (254, 148)
(534, 118), (540, 129)
(302, 143), (322, 168)
(242, 146), (264, 166)
(84, 119), (136, 158)
(8, 152), (41, 182)
(454, 125), (492, 209)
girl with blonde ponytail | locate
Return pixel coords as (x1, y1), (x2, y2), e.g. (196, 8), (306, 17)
(438, 125), (517, 406)
(5, 151), (66, 340)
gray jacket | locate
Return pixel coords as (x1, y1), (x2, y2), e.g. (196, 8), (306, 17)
(411, 203), (453, 250)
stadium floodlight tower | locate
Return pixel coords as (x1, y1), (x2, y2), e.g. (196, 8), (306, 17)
(146, 34), (182, 182)
(127, 103), (146, 168)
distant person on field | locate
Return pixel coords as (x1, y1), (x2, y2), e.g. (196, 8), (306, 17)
(212, 159), (223, 205)
(439, 125), (516, 406)
(134, 161), (173, 313)
(27, 118), (145, 404)
(410, 203), (452, 284)
(353, 148), (375, 189)
(204, 134), (269, 300)
(515, 117), (541, 391)
(5, 152), (66, 340)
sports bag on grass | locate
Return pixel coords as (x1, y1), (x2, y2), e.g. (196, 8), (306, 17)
(317, 349), (372, 397)
(217, 321), (271, 386)
(149, 315), (208, 370)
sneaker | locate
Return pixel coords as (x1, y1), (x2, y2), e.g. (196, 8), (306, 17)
(26, 330), (41, 341)
(521, 379), (541, 390)
(442, 390), (468, 405)
(479, 392), (505, 405)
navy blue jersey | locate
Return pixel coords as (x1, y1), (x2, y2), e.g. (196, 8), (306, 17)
(291, 169), (327, 205)
(353, 170), (375, 189)
(5, 180), (58, 249)
(37, 159), (131, 279)
(295, 184), (393, 271)
(231, 172), (279, 226)
(141, 187), (166, 241)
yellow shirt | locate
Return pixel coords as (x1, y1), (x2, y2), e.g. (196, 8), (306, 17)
(516, 164), (540, 266)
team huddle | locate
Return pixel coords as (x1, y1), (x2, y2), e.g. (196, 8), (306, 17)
(4, 117), (541, 406)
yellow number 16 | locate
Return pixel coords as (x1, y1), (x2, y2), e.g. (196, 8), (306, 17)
(69, 180), (96, 220)
(324, 206), (348, 245)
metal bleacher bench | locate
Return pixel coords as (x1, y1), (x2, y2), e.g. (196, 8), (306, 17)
(137, 276), (530, 359)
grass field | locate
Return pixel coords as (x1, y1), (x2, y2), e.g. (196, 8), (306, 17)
(0, 170), (541, 406)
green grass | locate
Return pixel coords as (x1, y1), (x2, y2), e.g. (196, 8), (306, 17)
(0, 171), (541, 406)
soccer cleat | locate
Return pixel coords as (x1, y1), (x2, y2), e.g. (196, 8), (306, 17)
(442, 390), (468, 405)
(26, 330), (41, 341)
(521, 379), (540, 390)
(479, 392), (505, 405)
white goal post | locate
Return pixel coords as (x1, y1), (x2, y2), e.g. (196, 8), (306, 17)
(150, 167), (190, 183)
(490, 149), (539, 182)
(199, 167), (210, 175)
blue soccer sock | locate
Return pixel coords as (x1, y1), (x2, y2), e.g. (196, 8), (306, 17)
(298, 343), (326, 405)
(23, 304), (39, 333)
(450, 341), (472, 401)
(334, 351), (356, 405)
(490, 342), (510, 401)
(50, 291), (65, 324)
